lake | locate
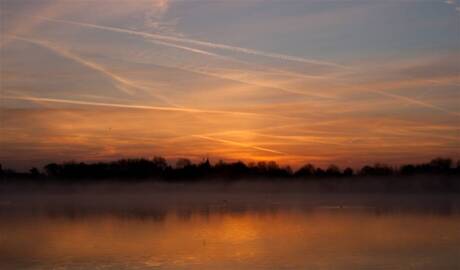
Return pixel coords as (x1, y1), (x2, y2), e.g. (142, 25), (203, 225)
(1, 183), (460, 269)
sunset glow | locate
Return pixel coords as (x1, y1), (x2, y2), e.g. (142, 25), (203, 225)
(1, 0), (459, 169)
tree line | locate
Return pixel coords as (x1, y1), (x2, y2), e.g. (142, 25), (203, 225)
(1, 157), (459, 181)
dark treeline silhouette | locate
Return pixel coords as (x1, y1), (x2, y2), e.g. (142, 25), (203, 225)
(1, 157), (459, 182)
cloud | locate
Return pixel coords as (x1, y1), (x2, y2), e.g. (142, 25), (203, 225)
(369, 89), (460, 117)
(4, 96), (268, 117)
(146, 60), (338, 100)
(9, 35), (177, 105)
(444, 0), (460, 13)
(36, 16), (347, 69)
(148, 39), (222, 58)
(143, 0), (178, 34)
(34, 16), (458, 117)
(141, 39), (339, 99)
(0, 1), (67, 48)
(192, 135), (286, 155)
(2, 1), (459, 169)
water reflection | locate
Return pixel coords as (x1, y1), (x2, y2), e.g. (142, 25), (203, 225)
(1, 196), (460, 269)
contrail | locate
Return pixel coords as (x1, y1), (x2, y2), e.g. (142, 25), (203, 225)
(192, 130), (348, 146)
(36, 16), (347, 69)
(146, 39), (331, 81)
(192, 135), (286, 155)
(370, 89), (460, 117)
(148, 39), (223, 58)
(148, 39), (331, 84)
(142, 40), (337, 99)
(9, 35), (178, 105)
(11, 35), (334, 103)
(163, 64), (337, 100)
(6, 37), (306, 121)
(4, 96), (264, 117)
(17, 20), (458, 117)
(144, 38), (460, 114)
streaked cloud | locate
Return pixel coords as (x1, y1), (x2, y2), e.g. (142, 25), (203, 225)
(36, 16), (347, 69)
(192, 135), (287, 155)
(1, 0), (459, 169)
(4, 96), (265, 117)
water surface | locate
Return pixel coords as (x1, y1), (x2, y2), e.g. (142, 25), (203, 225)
(1, 184), (460, 269)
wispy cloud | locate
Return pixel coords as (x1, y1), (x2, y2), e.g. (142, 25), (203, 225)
(0, 2), (66, 48)
(192, 135), (287, 155)
(35, 17), (458, 116)
(147, 39), (223, 58)
(369, 89), (460, 117)
(9, 35), (177, 105)
(2, 1), (459, 168)
(36, 16), (348, 69)
(143, 0), (177, 34)
(4, 96), (265, 117)
(13, 33), (457, 118)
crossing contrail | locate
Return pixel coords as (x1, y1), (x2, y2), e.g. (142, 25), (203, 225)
(192, 135), (286, 155)
(15, 19), (459, 117)
(143, 37), (460, 114)
(10, 35), (178, 106)
(141, 39), (337, 99)
(145, 38), (334, 81)
(36, 16), (348, 69)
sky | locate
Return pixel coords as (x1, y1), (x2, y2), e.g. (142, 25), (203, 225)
(0, 0), (459, 170)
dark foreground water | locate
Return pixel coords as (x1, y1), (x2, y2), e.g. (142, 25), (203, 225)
(1, 183), (460, 270)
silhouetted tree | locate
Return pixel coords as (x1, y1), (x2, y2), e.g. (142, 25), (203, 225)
(430, 158), (452, 173)
(326, 165), (341, 177)
(315, 167), (326, 178)
(400, 164), (416, 175)
(1, 156), (458, 192)
(176, 158), (191, 169)
(295, 164), (315, 178)
(343, 167), (354, 177)
(44, 163), (61, 177)
(30, 167), (40, 178)
(152, 156), (168, 171)
(360, 163), (393, 176)
(0, 163), (3, 181)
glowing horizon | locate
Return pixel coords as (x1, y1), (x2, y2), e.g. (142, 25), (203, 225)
(1, 0), (459, 170)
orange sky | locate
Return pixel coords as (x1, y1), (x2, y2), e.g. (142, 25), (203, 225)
(1, 0), (459, 169)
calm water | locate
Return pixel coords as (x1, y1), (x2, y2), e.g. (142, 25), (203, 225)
(1, 185), (460, 269)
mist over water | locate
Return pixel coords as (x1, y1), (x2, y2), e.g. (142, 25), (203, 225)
(1, 181), (460, 270)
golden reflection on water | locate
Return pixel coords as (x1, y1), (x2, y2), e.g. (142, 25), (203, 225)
(2, 208), (460, 270)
